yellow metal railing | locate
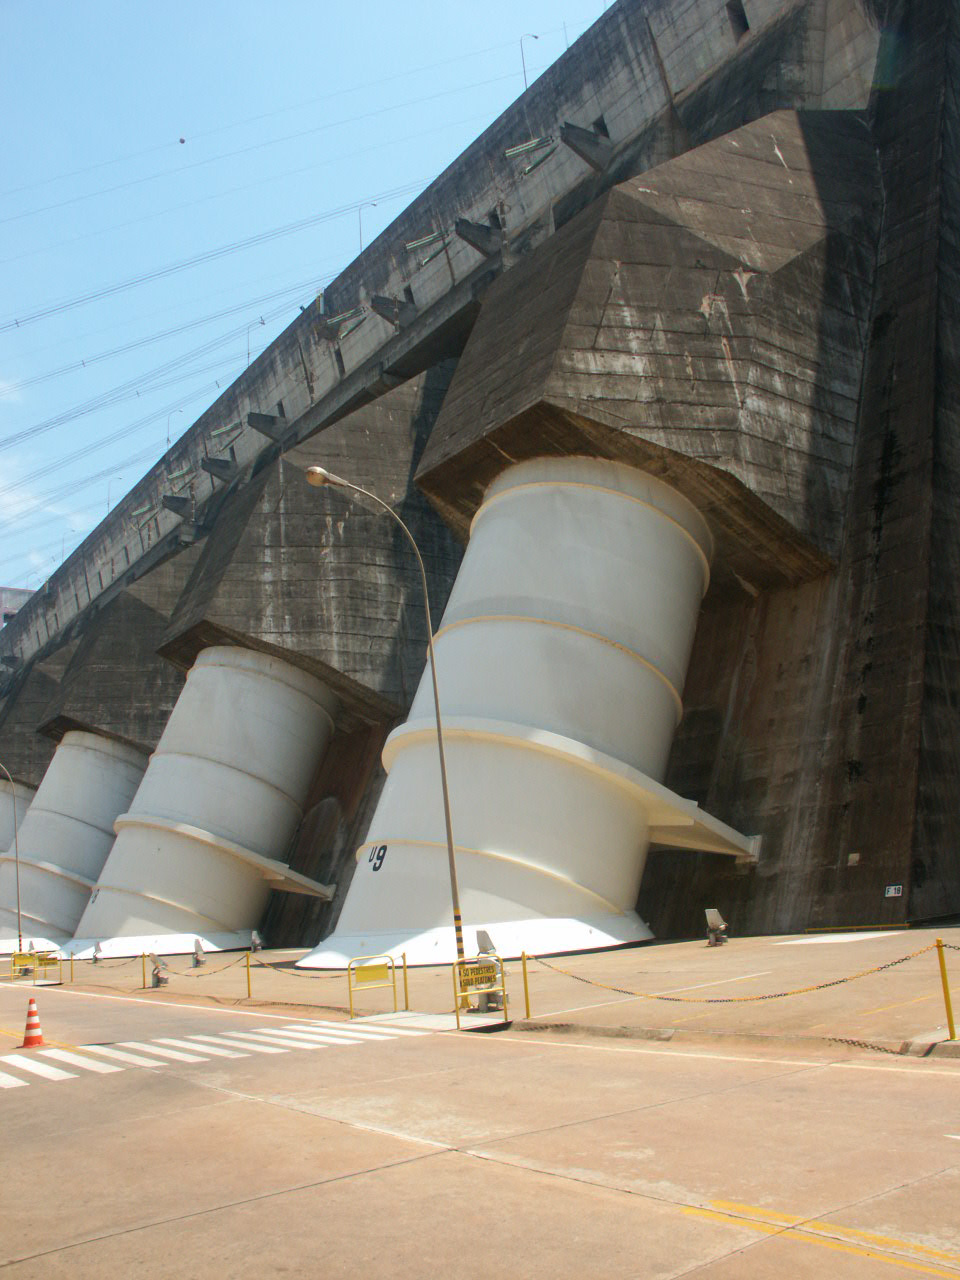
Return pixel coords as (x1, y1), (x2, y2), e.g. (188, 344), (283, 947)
(452, 954), (508, 1029)
(937, 938), (956, 1040)
(347, 954), (404, 1019)
(0, 950), (63, 985)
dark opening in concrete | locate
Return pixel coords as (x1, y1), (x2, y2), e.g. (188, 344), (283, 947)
(726, 1), (749, 42)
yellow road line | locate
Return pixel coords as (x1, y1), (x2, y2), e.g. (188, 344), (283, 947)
(680, 1200), (960, 1276)
(857, 994), (937, 1017)
(0, 1025), (79, 1051)
(683, 1208), (960, 1276)
(711, 1200), (960, 1266)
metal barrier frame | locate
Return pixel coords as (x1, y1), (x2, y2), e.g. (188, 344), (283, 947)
(347, 954), (398, 1018)
(33, 951), (62, 985)
(2, 951), (63, 985)
(453, 954), (508, 1029)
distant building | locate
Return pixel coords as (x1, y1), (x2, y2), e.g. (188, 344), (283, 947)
(0, 588), (32, 629)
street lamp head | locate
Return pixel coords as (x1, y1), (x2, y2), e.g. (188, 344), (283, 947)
(305, 465), (347, 488)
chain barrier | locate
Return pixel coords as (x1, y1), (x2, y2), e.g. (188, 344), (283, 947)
(161, 953), (249, 979)
(827, 1037), (908, 1057)
(64, 950), (351, 990)
(532, 944), (939, 1004)
(251, 957), (343, 981)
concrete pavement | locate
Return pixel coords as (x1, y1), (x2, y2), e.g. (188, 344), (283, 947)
(0, 977), (958, 1278)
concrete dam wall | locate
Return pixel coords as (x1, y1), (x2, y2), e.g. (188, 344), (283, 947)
(2, 0), (958, 960)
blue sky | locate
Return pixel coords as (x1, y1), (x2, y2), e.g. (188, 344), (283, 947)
(0, 1), (610, 590)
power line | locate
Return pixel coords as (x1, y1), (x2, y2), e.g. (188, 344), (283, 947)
(0, 442), (160, 536)
(0, 376), (236, 536)
(0, 21), (587, 202)
(0, 73), (518, 229)
(0, 277), (320, 397)
(13, 258), (334, 364)
(0, 288), (310, 454)
(0, 356), (254, 504)
(0, 179), (424, 334)
(1, 107), (495, 271)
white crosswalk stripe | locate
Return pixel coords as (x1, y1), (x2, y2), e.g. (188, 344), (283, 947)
(217, 1029), (329, 1049)
(270, 1028), (367, 1046)
(0, 1053), (75, 1081)
(1, 1020), (433, 1092)
(190, 1033), (286, 1055)
(119, 1041), (208, 1063)
(154, 1037), (248, 1059)
(39, 1049), (123, 1074)
(81, 1044), (170, 1067)
(217, 1030), (302, 1050)
(289, 1022), (401, 1040)
(311, 1019), (429, 1037)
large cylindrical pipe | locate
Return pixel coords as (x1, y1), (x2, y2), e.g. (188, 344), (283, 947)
(303, 457), (713, 966)
(0, 732), (148, 950)
(75, 646), (338, 948)
(0, 777), (35, 856)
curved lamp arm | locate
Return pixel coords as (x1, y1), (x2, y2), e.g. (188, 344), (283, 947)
(305, 466), (465, 961)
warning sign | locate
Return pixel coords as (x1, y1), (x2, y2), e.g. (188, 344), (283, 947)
(457, 961), (498, 989)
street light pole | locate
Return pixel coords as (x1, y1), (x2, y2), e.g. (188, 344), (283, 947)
(246, 316), (265, 367)
(0, 759), (23, 952)
(305, 466), (465, 962)
(166, 408), (184, 448)
(520, 33), (539, 90)
(358, 200), (378, 252)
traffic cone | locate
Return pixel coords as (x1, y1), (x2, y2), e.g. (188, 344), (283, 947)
(20, 997), (44, 1048)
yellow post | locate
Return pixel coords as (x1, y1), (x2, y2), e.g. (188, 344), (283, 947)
(521, 951), (531, 1020)
(936, 938), (956, 1040)
(142, 952), (147, 989)
(70, 954), (74, 984)
(246, 950), (252, 1000)
(402, 952), (409, 1011)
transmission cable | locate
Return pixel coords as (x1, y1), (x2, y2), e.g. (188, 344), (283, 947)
(0, 277), (321, 395)
(0, 22), (582, 201)
(0, 177), (426, 334)
(0, 74), (516, 228)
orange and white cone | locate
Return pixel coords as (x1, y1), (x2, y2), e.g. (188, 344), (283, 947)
(21, 997), (44, 1049)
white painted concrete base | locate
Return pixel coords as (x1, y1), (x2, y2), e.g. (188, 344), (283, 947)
(297, 912), (652, 969)
(0, 931), (64, 955)
(362, 1011), (510, 1032)
(64, 930), (254, 959)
